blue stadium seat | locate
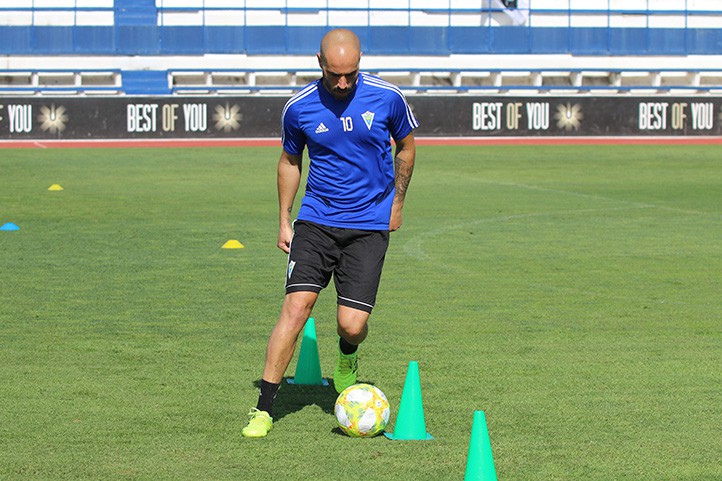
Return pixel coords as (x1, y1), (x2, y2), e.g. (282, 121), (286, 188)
(122, 70), (170, 95)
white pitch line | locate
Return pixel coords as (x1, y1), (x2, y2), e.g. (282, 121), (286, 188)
(404, 176), (720, 264)
(402, 205), (655, 263)
(445, 176), (722, 217)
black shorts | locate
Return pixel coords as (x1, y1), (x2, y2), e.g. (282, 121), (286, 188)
(285, 220), (390, 313)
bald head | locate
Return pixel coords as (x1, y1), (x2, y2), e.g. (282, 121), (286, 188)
(318, 29), (362, 99)
(319, 29), (361, 66)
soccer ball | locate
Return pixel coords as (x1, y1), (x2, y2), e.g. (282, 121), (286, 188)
(334, 383), (390, 437)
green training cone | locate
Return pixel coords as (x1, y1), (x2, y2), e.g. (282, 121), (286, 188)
(384, 361), (433, 440)
(287, 318), (328, 386)
(464, 410), (498, 481)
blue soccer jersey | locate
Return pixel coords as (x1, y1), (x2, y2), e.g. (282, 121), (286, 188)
(281, 73), (419, 230)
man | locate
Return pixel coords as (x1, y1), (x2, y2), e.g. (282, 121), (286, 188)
(242, 28), (418, 438)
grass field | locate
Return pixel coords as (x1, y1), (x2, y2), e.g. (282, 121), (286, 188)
(1, 144), (720, 480)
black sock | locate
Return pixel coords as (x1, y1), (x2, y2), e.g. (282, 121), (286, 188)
(256, 379), (280, 417)
(339, 337), (358, 355)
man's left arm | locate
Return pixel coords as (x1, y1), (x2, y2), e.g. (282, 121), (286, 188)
(389, 132), (416, 231)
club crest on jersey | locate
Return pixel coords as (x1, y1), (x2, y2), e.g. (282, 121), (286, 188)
(362, 111), (375, 130)
(287, 260), (296, 279)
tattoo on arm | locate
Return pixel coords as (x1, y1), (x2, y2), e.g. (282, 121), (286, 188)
(394, 154), (414, 202)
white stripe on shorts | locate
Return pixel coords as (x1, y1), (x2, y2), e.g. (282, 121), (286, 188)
(286, 283), (324, 290)
(338, 296), (375, 310)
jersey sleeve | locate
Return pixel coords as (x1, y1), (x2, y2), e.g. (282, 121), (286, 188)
(281, 101), (305, 155)
(388, 90), (419, 141)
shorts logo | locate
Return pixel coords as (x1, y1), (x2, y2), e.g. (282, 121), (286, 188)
(362, 111), (375, 130)
(287, 260), (296, 279)
(315, 123), (329, 134)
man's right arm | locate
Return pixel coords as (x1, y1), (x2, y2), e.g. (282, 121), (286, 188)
(277, 149), (303, 253)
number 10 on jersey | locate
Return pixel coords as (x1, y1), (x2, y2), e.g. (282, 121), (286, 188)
(340, 116), (354, 132)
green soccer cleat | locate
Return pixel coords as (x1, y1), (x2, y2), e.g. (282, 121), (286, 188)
(242, 408), (273, 438)
(333, 348), (358, 394)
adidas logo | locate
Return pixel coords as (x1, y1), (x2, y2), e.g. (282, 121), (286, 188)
(315, 123), (329, 134)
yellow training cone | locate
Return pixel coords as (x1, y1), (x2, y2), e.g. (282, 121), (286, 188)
(222, 240), (245, 249)
(48, 184), (64, 191)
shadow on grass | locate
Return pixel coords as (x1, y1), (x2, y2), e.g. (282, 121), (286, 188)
(252, 376), (374, 423)
(252, 377), (336, 422)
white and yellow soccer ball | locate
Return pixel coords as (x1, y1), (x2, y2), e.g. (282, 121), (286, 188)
(334, 383), (390, 437)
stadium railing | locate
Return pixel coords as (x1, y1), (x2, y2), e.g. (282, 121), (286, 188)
(2, 68), (722, 96)
(0, 69), (122, 95)
(166, 68), (722, 95)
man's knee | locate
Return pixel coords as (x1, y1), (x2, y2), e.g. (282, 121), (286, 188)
(282, 291), (318, 323)
(337, 306), (369, 341)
